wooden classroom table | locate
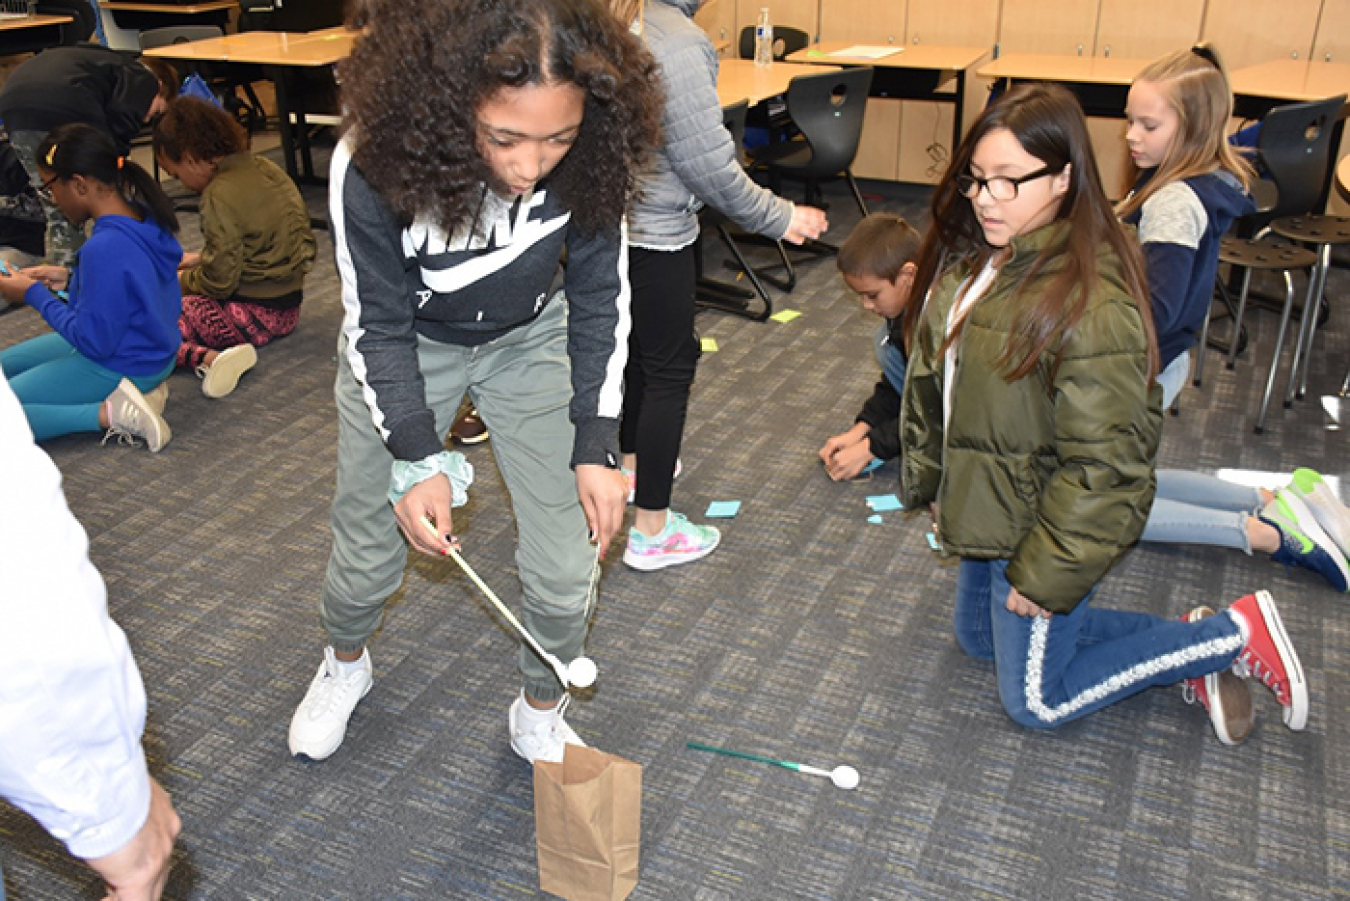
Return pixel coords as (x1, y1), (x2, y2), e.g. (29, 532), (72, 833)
(976, 53), (1150, 117)
(1338, 153), (1350, 204)
(1228, 58), (1350, 119)
(0, 12), (71, 30)
(98, 0), (234, 12)
(145, 29), (355, 181)
(715, 56), (835, 107)
(788, 41), (990, 152)
(0, 12), (70, 55)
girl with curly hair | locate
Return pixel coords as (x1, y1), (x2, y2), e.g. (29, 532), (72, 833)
(154, 96), (316, 399)
(288, 0), (662, 765)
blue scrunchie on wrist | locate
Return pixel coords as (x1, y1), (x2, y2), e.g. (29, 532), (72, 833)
(389, 450), (475, 507)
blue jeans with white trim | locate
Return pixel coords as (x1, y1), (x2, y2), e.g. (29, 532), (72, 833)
(954, 559), (1245, 728)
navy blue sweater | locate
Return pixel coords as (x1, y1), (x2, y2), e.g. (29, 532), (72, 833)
(1122, 170), (1253, 369)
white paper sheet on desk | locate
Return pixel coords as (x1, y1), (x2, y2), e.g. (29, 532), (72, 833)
(830, 45), (903, 59)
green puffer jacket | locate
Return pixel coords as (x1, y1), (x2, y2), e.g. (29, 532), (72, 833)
(899, 222), (1163, 613)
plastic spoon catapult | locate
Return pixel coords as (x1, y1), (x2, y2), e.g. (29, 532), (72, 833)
(686, 741), (861, 790)
(423, 518), (597, 689)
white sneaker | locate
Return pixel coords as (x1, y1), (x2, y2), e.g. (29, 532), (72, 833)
(288, 647), (373, 760)
(508, 693), (585, 764)
(103, 379), (170, 452)
(200, 343), (258, 398)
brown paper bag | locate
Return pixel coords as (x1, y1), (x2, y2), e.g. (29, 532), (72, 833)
(534, 744), (642, 901)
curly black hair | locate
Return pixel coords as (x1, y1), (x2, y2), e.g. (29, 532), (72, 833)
(153, 96), (249, 165)
(342, 0), (662, 235)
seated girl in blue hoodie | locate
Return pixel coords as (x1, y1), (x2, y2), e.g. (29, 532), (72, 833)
(0, 123), (182, 452)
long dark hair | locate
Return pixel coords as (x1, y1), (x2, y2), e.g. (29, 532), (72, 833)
(342, 0), (662, 235)
(38, 123), (178, 233)
(904, 83), (1156, 380)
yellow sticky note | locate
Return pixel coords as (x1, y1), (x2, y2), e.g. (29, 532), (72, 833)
(770, 309), (802, 323)
(701, 337), (719, 352)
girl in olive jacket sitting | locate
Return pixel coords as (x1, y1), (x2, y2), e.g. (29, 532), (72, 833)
(153, 97), (316, 399)
(898, 84), (1307, 744)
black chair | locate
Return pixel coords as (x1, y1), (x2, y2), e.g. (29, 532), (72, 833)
(737, 25), (810, 143)
(751, 66), (872, 209)
(29, 0), (95, 46)
(1204, 94), (1345, 433)
(695, 99), (795, 321)
(748, 66), (872, 259)
(736, 24), (809, 62)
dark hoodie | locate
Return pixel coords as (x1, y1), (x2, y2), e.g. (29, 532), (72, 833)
(1121, 169), (1254, 369)
(0, 46), (160, 153)
(23, 214), (182, 375)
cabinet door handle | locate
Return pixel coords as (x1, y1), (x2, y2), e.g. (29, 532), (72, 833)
(1103, 44), (1111, 58)
(1077, 43), (1084, 56)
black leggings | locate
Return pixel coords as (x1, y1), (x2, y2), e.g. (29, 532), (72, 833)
(619, 245), (700, 511)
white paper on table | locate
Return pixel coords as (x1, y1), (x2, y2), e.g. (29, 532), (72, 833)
(829, 45), (903, 59)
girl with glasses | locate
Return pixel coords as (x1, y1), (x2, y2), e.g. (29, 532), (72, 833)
(0, 123), (180, 452)
(897, 83), (1308, 742)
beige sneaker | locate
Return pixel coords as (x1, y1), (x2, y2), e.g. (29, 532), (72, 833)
(143, 380), (170, 415)
(103, 379), (170, 452)
(199, 343), (258, 398)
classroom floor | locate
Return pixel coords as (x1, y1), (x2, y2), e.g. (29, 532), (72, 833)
(1, 146), (1347, 899)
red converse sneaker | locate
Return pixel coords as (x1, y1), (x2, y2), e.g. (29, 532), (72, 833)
(1228, 591), (1309, 731)
(1180, 607), (1254, 745)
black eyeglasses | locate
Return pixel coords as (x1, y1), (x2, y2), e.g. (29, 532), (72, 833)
(37, 174), (59, 196)
(956, 165), (1057, 202)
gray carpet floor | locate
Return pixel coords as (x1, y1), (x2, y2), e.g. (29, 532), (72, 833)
(1, 154), (1348, 899)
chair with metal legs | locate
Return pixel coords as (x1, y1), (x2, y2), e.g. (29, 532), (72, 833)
(1208, 94), (1345, 433)
(695, 99), (795, 321)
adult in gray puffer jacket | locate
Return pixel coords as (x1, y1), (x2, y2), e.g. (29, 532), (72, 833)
(615, 0), (828, 573)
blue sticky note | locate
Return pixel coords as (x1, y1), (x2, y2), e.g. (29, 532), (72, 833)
(866, 494), (903, 512)
(862, 457), (883, 475)
(706, 500), (741, 518)
(867, 514), (883, 524)
(926, 531), (942, 551)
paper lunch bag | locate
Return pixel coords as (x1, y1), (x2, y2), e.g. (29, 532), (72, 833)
(534, 744), (642, 901)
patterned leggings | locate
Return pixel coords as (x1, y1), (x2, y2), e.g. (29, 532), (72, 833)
(177, 294), (300, 370)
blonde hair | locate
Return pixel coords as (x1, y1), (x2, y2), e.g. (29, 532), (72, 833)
(1116, 43), (1256, 220)
(607, 0), (643, 31)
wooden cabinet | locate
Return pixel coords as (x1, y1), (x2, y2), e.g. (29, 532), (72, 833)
(854, 98), (902, 180)
(736, 0), (818, 46)
(897, 99), (957, 184)
(1094, 0), (1204, 59)
(819, 0), (903, 45)
(1312, 0), (1350, 62)
(1200, 0), (1321, 68)
(997, 0), (1098, 55)
(694, 0), (737, 55)
(907, 0), (1000, 46)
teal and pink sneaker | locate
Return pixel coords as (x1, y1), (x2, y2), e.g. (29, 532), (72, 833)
(623, 511), (720, 571)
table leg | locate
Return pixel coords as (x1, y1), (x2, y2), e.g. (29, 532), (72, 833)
(267, 64), (300, 182)
(952, 69), (965, 154)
